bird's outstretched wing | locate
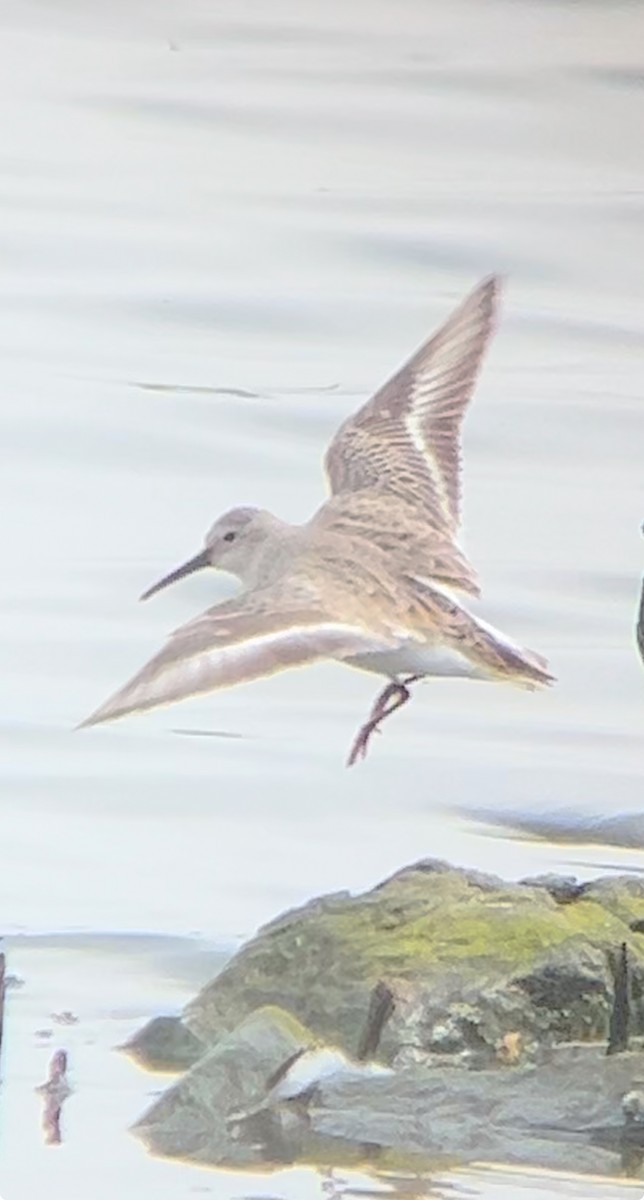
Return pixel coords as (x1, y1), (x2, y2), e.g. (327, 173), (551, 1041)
(79, 582), (397, 728)
(324, 276), (500, 537)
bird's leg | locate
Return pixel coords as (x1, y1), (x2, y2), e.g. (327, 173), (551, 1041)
(347, 675), (423, 767)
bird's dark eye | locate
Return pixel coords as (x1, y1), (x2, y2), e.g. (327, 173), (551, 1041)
(223, 531), (236, 543)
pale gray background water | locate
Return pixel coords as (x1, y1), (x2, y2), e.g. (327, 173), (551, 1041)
(1, 0), (644, 1194)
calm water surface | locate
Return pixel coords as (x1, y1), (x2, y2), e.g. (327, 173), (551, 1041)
(1, 0), (644, 1195)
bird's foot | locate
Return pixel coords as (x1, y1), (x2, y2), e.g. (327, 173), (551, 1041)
(346, 675), (421, 767)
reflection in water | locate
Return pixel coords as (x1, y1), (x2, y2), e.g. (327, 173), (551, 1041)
(620, 1078), (644, 1174)
(318, 1167), (474, 1200)
(170, 727), (245, 739)
(239, 1165), (472, 1200)
(0, 950), (5, 1059)
(35, 1049), (72, 1146)
(463, 808), (644, 852)
(129, 380), (341, 398)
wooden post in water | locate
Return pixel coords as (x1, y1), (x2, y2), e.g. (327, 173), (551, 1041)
(607, 942), (630, 1056)
(356, 980), (395, 1062)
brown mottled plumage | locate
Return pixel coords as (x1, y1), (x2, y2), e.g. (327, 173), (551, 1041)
(81, 277), (554, 763)
(325, 274), (497, 532)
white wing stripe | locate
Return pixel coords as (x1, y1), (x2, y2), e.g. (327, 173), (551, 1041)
(82, 623), (393, 725)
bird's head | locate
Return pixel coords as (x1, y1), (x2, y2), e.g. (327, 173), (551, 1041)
(140, 506), (270, 599)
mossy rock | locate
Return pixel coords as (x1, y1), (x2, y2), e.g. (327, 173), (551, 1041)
(182, 860), (644, 1061)
(121, 1015), (206, 1072)
(584, 875), (644, 928)
(133, 1005), (316, 1165)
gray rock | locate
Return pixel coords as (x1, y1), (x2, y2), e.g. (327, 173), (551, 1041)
(178, 860), (644, 1064)
(135, 1013), (644, 1176)
(309, 1044), (644, 1175)
(514, 942), (611, 1042)
(122, 1015), (205, 1072)
(133, 1005), (316, 1165)
(520, 874), (587, 905)
(584, 875), (644, 923)
(128, 859), (644, 1175)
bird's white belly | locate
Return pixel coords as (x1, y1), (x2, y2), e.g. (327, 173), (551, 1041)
(345, 641), (488, 681)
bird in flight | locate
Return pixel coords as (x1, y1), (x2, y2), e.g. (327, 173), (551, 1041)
(81, 276), (553, 764)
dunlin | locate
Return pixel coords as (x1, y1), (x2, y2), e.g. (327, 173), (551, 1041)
(81, 276), (554, 764)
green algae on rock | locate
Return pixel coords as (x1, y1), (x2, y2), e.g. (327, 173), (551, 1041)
(180, 861), (644, 1064)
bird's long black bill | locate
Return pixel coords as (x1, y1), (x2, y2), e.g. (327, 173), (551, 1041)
(140, 549), (210, 601)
